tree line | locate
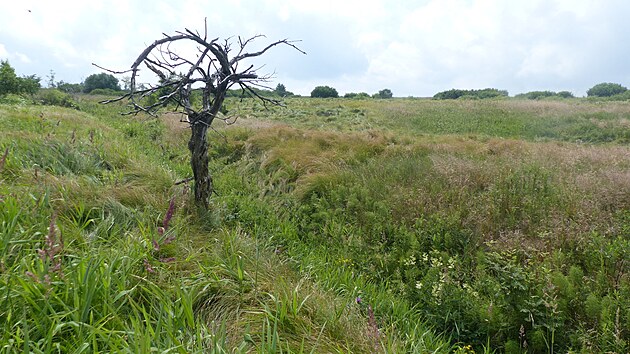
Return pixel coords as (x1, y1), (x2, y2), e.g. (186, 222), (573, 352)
(2, 59), (630, 100)
(433, 83), (630, 100)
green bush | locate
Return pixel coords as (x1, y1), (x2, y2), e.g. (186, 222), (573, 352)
(515, 90), (556, 99)
(586, 90), (630, 101)
(35, 89), (77, 108)
(310, 85), (338, 98)
(0, 94), (29, 105)
(556, 91), (574, 98)
(587, 82), (627, 97)
(344, 92), (371, 99)
(433, 88), (508, 100)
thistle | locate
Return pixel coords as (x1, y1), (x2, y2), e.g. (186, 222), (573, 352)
(152, 196), (177, 252)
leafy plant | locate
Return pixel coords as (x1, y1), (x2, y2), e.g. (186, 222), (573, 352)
(35, 88), (77, 108)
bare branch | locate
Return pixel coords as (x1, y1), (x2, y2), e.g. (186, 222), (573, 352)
(230, 39), (306, 65)
(98, 30), (303, 124)
(91, 63), (133, 75)
(238, 82), (283, 107)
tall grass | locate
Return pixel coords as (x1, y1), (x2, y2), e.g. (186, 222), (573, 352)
(4, 94), (629, 352)
(217, 113), (630, 352)
(0, 99), (450, 352)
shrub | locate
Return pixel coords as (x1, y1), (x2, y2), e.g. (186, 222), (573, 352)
(516, 91), (556, 99)
(476, 88), (508, 99)
(556, 91), (574, 98)
(35, 89), (77, 108)
(0, 94), (29, 105)
(433, 88), (508, 100)
(311, 86), (338, 98)
(344, 92), (371, 99)
(516, 90), (575, 99)
(587, 82), (627, 97)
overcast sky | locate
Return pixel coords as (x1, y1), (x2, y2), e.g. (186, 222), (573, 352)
(2, 0), (630, 97)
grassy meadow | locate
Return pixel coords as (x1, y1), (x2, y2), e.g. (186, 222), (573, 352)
(1, 93), (630, 353)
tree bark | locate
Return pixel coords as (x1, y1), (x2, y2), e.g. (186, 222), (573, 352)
(188, 116), (212, 208)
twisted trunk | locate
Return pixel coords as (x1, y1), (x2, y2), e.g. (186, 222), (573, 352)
(188, 114), (212, 208)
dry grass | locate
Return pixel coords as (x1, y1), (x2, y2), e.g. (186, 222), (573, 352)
(245, 126), (388, 176)
(230, 122), (630, 252)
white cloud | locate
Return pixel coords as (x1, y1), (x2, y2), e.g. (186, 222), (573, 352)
(0, 44), (8, 59)
(1, 0), (629, 96)
(0, 44), (31, 65)
(14, 53), (32, 64)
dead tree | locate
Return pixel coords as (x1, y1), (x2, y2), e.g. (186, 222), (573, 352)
(100, 24), (304, 209)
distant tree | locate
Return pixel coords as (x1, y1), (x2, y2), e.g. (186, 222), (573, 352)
(587, 83), (627, 97)
(556, 91), (574, 98)
(46, 70), (56, 88)
(101, 26), (304, 208)
(0, 60), (41, 96)
(311, 85), (338, 98)
(0, 60), (20, 96)
(19, 75), (42, 95)
(83, 72), (121, 93)
(373, 88), (393, 99)
(121, 76), (132, 92)
(274, 83), (287, 96)
(273, 83), (294, 97)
